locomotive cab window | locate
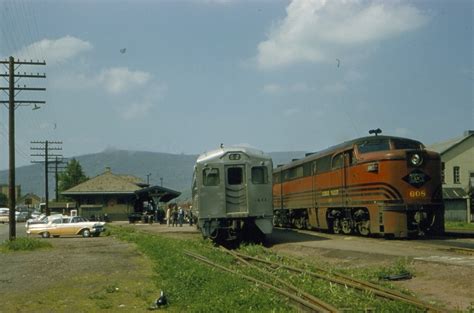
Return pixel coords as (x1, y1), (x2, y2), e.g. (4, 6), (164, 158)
(332, 153), (344, 169)
(227, 167), (243, 185)
(252, 166), (268, 184)
(203, 168), (220, 186)
(357, 138), (390, 154)
(392, 139), (423, 150)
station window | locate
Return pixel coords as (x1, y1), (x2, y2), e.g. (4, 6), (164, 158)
(203, 168), (220, 186)
(252, 166), (268, 184)
(453, 166), (460, 184)
(227, 167), (243, 185)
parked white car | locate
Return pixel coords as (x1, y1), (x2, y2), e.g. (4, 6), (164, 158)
(0, 208), (9, 223)
(26, 216), (106, 238)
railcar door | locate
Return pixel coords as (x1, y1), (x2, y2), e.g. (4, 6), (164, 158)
(225, 165), (248, 214)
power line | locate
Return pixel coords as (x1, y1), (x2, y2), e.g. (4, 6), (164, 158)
(0, 56), (46, 240)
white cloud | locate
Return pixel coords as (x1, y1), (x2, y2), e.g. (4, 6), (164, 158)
(257, 0), (430, 69)
(15, 36), (92, 66)
(118, 84), (167, 120)
(98, 67), (152, 95)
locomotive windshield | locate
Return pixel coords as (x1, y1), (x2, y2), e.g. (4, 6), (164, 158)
(357, 138), (390, 153)
(357, 138), (423, 154)
(392, 139), (423, 150)
(252, 166), (268, 184)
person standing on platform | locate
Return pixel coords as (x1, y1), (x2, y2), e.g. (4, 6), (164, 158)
(166, 204), (171, 227)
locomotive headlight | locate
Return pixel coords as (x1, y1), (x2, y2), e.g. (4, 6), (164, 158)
(410, 153), (423, 166)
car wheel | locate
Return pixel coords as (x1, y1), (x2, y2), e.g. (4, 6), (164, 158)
(82, 229), (91, 238)
(41, 232), (50, 238)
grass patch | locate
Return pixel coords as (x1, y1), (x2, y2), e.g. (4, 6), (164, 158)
(445, 221), (474, 231)
(0, 237), (52, 252)
(111, 225), (293, 312)
(111, 225), (429, 312)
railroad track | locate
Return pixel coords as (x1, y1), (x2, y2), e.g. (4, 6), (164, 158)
(184, 249), (338, 312)
(185, 248), (442, 312)
(230, 251), (441, 313)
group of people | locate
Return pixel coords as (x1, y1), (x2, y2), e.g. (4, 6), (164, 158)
(165, 204), (194, 227)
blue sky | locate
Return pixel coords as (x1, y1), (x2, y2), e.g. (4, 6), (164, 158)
(0, 0), (472, 170)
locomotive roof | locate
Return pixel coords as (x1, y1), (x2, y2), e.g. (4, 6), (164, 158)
(275, 135), (424, 171)
(196, 146), (271, 164)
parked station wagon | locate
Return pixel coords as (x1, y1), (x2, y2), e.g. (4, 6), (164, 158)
(26, 216), (106, 238)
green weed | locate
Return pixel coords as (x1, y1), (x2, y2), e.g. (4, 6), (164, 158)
(0, 237), (52, 252)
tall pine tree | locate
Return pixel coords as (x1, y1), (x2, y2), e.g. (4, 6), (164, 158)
(58, 159), (88, 199)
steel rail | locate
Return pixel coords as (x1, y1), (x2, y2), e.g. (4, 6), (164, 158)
(220, 248), (339, 313)
(233, 252), (441, 313)
(183, 250), (334, 313)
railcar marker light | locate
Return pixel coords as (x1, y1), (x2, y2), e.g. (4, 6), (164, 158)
(367, 162), (378, 172)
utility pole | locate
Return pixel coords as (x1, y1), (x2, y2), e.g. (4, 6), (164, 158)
(0, 56), (46, 241)
(50, 156), (67, 201)
(30, 141), (62, 216)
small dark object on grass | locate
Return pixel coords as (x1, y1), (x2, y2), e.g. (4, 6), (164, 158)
(149, 290), (167, 310)
(380, 271), (412, 281)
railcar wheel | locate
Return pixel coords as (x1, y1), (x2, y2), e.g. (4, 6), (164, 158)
(342, 219), (352, 234)
(357, 221), (370, 236)
(294, 217), (304, 229)
(332, 219), (342, 234)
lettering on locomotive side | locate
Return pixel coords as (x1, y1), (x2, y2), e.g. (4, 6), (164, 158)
(409, 190), (426, 198)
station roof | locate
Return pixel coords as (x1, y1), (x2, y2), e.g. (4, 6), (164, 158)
(135, 185), (181, 202)
(62, 169), (143, 195)
(62, 169), (181, 202)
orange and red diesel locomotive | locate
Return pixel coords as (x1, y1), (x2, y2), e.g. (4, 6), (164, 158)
(272, 135), (444, 238)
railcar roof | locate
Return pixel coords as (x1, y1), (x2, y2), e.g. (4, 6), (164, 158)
(275, 135), (423, 170)
(196, 146), (271, 164)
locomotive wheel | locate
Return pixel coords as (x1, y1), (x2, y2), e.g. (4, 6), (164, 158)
(357, 221), (370, 236)
(341, 219), (352, 234)
(332, 218), (342, 234)
(294, 217), (304, 230)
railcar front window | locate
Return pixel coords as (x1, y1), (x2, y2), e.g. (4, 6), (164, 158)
(357, 139), (390, 154)
(392, 139), (422, 150)
(252, 166), (268, 184)
(203, 168), (220, 186)
(228, 167), (243, 185)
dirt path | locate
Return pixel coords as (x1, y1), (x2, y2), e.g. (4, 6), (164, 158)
(0, 235), (158, 313)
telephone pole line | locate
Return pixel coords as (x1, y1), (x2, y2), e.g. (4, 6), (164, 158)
(50, 156), (67, 201)
(1, 56), (46, 240)
(31, 140), (62, 216)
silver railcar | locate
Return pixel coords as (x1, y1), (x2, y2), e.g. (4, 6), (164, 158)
(192, 146), (273, 241)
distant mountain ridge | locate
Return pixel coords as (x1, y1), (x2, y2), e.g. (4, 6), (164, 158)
(0, 149), (306, 201)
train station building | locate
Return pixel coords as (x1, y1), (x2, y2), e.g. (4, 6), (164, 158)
(61, 167), (180, 221)
(428, 130), (474, 222)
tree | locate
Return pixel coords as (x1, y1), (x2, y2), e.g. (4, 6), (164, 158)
(58, 159), (88, 199)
